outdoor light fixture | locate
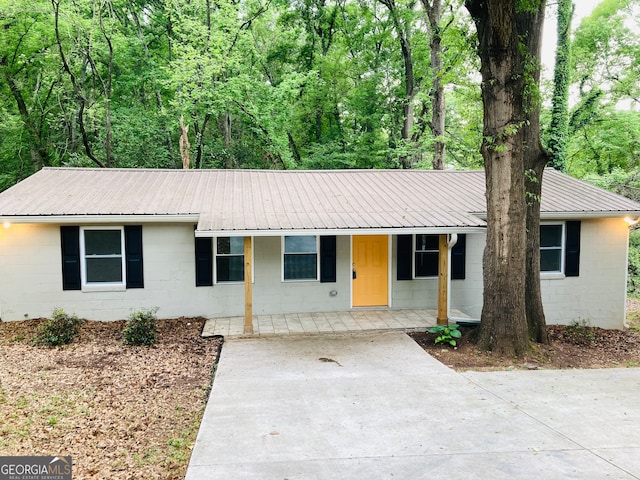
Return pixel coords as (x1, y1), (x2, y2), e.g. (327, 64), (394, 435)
(624, 217), (640, 226)
(2, 221), (10, 229)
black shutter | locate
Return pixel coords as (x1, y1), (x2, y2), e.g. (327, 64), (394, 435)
(565, 221), (581, 277)
(397, 234), (412, 280)
(451, 234), (466, 280)
(125, 226), (144, 288)
(60, 226), (81, 290)
(195, 237), (213, 286)
(320, 236), (337, 283)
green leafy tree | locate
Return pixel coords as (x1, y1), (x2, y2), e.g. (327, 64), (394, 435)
(0, 0), (59, 174)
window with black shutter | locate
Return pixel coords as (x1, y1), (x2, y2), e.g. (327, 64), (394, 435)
(195, 237), (213, 286)
(61, 226), (144, 289)
(320, 236), (337, 283)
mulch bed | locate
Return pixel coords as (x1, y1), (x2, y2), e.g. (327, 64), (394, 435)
(0, 318), (221, 479)
(410, 324), (640, 371)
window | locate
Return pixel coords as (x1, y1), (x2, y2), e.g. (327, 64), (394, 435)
(216, 237), (245, 282)
(61, 226), (143, 291)
(397, 234), (466, 281)
(415, 234), (439, 278)
(81, 227), (125, 285)
(283, 236), (318, 280)
(540, 224), (564, 273)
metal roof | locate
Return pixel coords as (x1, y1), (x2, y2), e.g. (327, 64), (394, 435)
(1, 167), (639, 234)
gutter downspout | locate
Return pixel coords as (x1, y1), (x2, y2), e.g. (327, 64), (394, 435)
(446, 233), (481, 325)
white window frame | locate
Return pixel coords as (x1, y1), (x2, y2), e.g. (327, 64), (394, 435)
(80, 226), (126, 291)
(413, 234), (439, 279)
(282, 235), (320, 282)
(214, 237), (254, 284)
(540, 222), (565, 276)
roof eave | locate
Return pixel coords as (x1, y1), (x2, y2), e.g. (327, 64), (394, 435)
(471, 211), (640, 220)
(194, 226), (487, 237)
(541, 211), (640, 220)
(0, 214), (200, 224)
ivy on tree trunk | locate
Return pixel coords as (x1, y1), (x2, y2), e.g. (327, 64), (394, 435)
(548, 0), (573, 172)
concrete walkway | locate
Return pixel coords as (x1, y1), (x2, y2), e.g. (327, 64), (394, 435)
(186, 332), (640, 479)
(201, 308), (471, 338)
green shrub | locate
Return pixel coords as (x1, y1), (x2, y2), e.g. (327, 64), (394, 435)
(628, 229), (640, 295)
(428, 323), (462, 347)
(122, 308), (158, 346)
(35, 308), (84, 346)
(565, 319), (596, 346)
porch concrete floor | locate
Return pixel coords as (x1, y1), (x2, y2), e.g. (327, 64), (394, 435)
(201, 308), (470, 338)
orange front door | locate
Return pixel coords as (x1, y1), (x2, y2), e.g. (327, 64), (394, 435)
(352, 235), (388, 307)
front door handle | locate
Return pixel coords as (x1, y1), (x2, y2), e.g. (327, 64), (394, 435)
(352, 269), (357, 279)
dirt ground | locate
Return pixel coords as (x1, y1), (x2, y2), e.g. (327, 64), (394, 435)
(411, 298), (640, 371)
(0, 318), (221, 480)
(1, 304), (639, 479)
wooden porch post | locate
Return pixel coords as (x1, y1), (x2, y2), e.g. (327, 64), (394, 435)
(244, 236), (253, 334)
(437, 234), (449, 326)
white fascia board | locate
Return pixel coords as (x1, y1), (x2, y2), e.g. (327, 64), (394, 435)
(0, 214), (200, 224)
(540, 211), (640, 220)
(472, 211), (640, 220)
(194, 226), (487, 237)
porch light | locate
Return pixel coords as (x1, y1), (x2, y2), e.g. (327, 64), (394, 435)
(624, 217), (640, 226)
(2, 221), (10, 229)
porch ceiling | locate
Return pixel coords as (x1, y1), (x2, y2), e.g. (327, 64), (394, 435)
(194, 210), (486, 236)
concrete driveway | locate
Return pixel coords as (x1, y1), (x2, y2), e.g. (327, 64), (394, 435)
(186, 332), (640, 479)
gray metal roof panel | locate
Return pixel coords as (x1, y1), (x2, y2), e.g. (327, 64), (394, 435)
(1, 168), (639, 231)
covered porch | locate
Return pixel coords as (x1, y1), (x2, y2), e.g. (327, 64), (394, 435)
(201, 308), (472, 338)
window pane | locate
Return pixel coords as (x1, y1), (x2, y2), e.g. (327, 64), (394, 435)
(86, 258), (122, 282)
(216, 256), (244, 282)
(416, 234), (439, 251)
(540, 249), (562, 272)
(415, 252), (439, 277)
(284, 254), (317, 280)
(85, 230), (122, 255)
(229, 237), (244, 254)
(217, 237), (230, 255)
(285, 236), (317, 253)
(540, 225), (562, 248)
(217, 237), (245, 255)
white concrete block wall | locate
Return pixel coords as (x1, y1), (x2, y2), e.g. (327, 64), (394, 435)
(0, 223), (225, 321)
(391, 234), (484, 318)
(390, 235), (435, 308)
(253, 236), (351, 315)
(450, 234), (484, 319)
(540, 218), (629, 329)
(0, 224), (353, 321)
(0, 221), (630, 328)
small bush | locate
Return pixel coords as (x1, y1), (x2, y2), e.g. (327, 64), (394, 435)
(122, 308), (158, 346)
(35, 308), (84, 346)
(565, 319), (596, 346)
(428, 323), (462, 347)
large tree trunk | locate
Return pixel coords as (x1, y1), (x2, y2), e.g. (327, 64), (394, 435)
(466, 0), (536, 356)
(422, 0), (446, 170)
(520, 4), (551, 343)
(525, 163), (548, 343)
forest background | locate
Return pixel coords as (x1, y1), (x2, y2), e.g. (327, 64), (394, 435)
(1, 0), (639, 290)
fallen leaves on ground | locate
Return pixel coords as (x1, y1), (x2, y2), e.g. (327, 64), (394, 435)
(0, 318), (221, 479)
(411, 324), (640, 371)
